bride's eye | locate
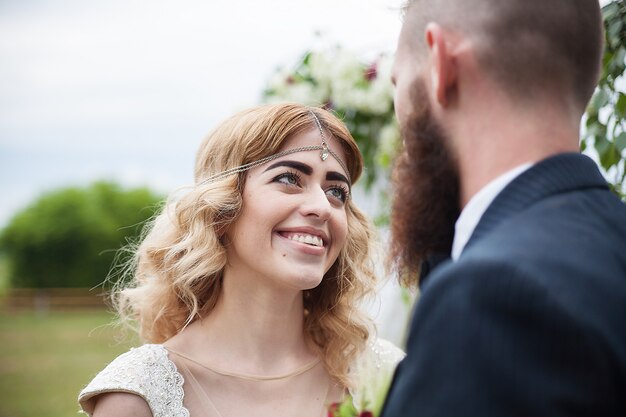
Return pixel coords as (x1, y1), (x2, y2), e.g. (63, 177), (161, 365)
(272, 171), (302, 187)
(326, 185), (349, 204)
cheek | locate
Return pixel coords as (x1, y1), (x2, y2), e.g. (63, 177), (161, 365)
(394, 88), (410, 123)
(228, 206), (272, 245)
(332, 213), (349, 256)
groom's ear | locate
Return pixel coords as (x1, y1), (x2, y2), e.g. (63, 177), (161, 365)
(424, 23), (458, 107)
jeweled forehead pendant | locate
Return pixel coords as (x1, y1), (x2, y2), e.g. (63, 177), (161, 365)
(309, 110), (330, 162)
(320, 142), (329, 161)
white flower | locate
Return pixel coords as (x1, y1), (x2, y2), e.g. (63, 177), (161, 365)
(328, 49), (364, 87)
(285, 83), (327, 106)
(309, 51), (334, 91)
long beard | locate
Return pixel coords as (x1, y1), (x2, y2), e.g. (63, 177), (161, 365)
(389, 80), (460, 285)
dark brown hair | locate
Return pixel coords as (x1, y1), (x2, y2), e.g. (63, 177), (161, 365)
(389, 80), (460, 286)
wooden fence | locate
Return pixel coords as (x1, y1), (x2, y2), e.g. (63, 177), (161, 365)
(0, 288), (109, 312)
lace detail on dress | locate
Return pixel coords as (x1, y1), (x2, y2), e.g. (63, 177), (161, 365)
(78, 344), (189, 417)
(349, 338), (405, 411)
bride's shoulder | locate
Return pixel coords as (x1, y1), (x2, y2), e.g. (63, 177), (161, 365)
(78, 344), (187, 417)
(93, 344), (170, 370)
(81, 345), (175, 391)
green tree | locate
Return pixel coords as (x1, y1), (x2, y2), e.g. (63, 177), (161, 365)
(0, 181), (162, 288)
(583, 0), (626, 199)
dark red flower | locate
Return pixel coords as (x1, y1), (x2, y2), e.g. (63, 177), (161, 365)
(359, 411), (374, 417)
(364, 62), (378, 81)
(327, 402), (340, 417)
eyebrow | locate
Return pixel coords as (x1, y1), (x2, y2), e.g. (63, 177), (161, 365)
(264, 160), (350, 185)
(264, 160), (312, 175)
(326, 171), (350, 185)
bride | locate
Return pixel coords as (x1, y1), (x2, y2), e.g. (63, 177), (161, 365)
(79, 103), (403, 417)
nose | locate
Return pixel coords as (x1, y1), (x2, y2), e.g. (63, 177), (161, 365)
(299, 187), (332, 221)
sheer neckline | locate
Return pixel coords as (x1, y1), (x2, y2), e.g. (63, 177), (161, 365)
(167, 347), (321, 381)
(169, 346), (333, 417)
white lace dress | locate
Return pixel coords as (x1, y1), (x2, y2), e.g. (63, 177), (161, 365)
(78, 339), (404, 417)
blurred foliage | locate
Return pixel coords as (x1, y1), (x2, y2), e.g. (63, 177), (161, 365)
(0, 254), (8, 296)
(0, 181), (162, 288)
(583, 0), (626, 199)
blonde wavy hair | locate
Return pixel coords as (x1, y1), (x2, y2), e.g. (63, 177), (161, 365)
(115, 103), (376, 387)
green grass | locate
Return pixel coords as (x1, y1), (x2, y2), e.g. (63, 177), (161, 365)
(0, 310), (138, 417)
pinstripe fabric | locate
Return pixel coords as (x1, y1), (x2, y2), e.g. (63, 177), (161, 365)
(382, 153), (626, 417)
(464, 153), (608, 252)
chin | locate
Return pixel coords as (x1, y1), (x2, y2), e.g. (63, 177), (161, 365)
(297, 276), (325, 291)
(283, 271), (325, 292)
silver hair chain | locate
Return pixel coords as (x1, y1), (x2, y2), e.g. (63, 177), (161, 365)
(197, 110), (352, 190)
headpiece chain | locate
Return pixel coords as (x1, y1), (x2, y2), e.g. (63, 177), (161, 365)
(197, 109), (352, 191)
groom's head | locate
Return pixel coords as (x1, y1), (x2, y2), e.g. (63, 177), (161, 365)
(389, 0), (603, 283)
(395, 0), (603, 116)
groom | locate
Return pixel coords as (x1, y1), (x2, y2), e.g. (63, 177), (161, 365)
(382, 0), (626, 416)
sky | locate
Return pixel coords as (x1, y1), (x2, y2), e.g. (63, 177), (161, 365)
(0, 0), (405, 227)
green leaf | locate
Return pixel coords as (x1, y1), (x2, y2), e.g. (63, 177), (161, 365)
(607, 18), (623, 39)
(586, 98), (600, 118)
(596, 136), (621, 169)
(338, 398), (358, 417)
(591, 89), (610, 112)
(595, 135), (610, 155)
(617, 93), (626, 118)
(586, 120), (608, 138)
(608, 47), (626, 74)
(585, 112), (599, 127)
(602, 2), (620, 21)
(301, 51), (312, 66)
(616, 132), (626, 153)
(602, 49), (614, 74)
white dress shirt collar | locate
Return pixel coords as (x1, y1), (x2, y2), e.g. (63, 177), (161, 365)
(451, 163), (533, 261)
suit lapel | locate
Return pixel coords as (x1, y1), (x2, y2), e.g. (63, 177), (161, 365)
(463, 153), (608, 254)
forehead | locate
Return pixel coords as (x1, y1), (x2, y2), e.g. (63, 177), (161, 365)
(396, 20), (422, 59)
(274, 128), (349, 173)
(393, 22), (428, 84)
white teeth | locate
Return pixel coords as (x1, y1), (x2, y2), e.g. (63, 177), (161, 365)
(287, 234), (323, 247)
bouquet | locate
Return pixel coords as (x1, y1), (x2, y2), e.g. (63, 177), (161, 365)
(328, 395), (374, 417)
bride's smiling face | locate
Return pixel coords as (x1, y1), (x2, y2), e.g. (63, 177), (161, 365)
(224, 128), (350, 291)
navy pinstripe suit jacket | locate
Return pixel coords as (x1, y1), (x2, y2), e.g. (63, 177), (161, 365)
(381, 153), (626, 416)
